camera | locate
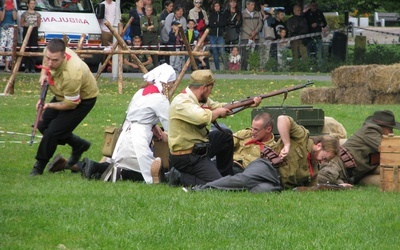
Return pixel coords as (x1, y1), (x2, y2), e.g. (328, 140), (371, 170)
(264, 7), (270, 12)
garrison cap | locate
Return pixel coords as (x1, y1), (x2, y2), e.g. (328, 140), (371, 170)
(190, 69), (215, 85)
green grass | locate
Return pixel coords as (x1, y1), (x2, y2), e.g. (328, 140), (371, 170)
(1, 73), (400, 249)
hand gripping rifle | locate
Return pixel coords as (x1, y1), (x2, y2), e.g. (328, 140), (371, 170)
(30, 81), (49, 146)
(223, 81), (314, 114)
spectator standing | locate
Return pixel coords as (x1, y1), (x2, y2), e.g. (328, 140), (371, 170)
(286, 4), (308, 69)
(240, 0), (262, 71)
(270, 8), (287, 63)
(159, 1), (174, 64)
(160, 5), (187, 64)
(259, 5), (274, 69)
(167, 21), (184, 72)
(98, 0), (116, 46)
(140, 4), (159, 66)
(159, 1), (174, 24)
(129, 0), (145, 40)
(20, 0), (41, 73)
(188, 0), (209, 38)
(303, 0), (326, 60)
(208, 1), (228, 71)
(224, 0), (242, 54)
(0, 0), (17, 72)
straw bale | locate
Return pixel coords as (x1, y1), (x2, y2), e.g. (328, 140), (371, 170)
(335, 86), (373, 104)
(300, 87), (337, 104)
(373, 92), (400, 104)
(367, 64), (400, 93)
(332, 65), (378, 87)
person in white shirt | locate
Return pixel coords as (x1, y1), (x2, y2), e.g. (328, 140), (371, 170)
(98, 0), (116, 46)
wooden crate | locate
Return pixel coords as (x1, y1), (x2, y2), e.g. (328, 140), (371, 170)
(379, 134), (400, 191)
(379, 134), (400, 166)
(380, 166), (400, 192)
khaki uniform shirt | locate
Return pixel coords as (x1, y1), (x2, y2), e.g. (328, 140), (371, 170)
(169, 87), (225, 152)
(47, 47), (99, 109)
(233, 128), (276, 168)
(318, 156), (350, 184)
(273, 116), (316, 188)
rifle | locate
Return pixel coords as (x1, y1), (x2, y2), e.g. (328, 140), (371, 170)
(30, 81), (49, 146)
(223, 81), (314, 114)
(293, 183), (352, 192)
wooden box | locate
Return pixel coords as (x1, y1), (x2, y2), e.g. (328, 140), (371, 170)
(379, 134), (400, 191)
(379, 134), (400, 166)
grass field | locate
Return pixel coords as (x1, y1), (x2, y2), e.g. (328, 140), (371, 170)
(1, 73), (400, 249)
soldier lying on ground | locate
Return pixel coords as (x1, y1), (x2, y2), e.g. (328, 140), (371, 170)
(318, 110), (400, 187)
(192, 115), (340, 193)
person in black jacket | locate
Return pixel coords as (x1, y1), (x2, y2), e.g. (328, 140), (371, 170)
(303, 0), (326, 59)
(208, 0), (228, 70)
(129, 0), (145, 42)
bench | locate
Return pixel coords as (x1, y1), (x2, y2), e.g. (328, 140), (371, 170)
(374, 12), (400, 27)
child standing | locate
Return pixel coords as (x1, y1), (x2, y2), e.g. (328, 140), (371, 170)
(228, 46), (241, 71)
(168, 21), (184, 73)
(277, 28), (290, 69)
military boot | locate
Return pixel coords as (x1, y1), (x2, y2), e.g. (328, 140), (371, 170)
(30, 161), (47, 176)
(66, 135), (91, 168)
(48, 154), (80, 173)
(81, 158), (109, 180)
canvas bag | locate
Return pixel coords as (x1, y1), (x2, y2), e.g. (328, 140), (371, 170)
(263, 19), (276, 40)
(101, 126), (122, 157)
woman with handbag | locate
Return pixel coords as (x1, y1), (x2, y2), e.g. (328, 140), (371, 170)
(79, 64), (176, 184)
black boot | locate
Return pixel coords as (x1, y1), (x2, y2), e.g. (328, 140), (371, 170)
(66, 135), (91, 167)
(30, 161), (47, 176)
(165, 167), (181, 186)
(81, 158), (109, 180)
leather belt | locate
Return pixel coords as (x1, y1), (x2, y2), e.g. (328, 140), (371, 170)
(170, 148), (193, 155)
(339, 146), (357, 169)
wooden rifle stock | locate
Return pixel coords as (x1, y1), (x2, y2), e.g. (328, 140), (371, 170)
(223, 81), (314, 114)
(30, 81), (49, 146)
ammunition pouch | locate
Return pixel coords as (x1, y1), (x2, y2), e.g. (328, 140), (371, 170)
(261, 146), (283, 167)
(339, 146), (357, 169)
(192, 142), (210, 156)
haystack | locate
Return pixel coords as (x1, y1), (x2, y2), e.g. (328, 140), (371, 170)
(331, 65), (378, 87)
(335, 86), (372, 104)
(367, 64), (400, 93)
(373, 93), (400, 104)
(300, 87), (337, 104)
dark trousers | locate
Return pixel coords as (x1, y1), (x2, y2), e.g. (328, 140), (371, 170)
(22, 27), (38, 71)
(36, 97), (96, 164)
(199, 158), (282, 193)
(169, 129), (234, 186)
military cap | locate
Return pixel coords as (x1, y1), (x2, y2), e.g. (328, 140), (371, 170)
(190, 69), (215, 85)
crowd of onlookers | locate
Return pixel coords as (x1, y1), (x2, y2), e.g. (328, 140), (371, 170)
(116, 0), (330, 73)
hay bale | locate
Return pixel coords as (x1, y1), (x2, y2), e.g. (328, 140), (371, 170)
(335, 86), (373, 104)
(332, 65), (378, 87)
(300, 87), (337, 104)
(367, 64), (400, 93)
(373, 92), (400, 104)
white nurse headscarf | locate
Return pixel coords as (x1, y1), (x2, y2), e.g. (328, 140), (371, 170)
(143, 63), (177, 93)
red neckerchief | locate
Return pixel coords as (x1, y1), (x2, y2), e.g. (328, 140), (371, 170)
(36, 53), (71, 86)
(307, 153), (315, 177)
(244, 139), (264, 151)
(142, 84), (159, 95)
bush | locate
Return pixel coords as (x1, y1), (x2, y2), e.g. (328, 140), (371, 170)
(350, 44), (400, 65)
